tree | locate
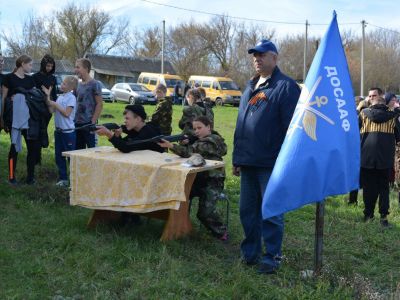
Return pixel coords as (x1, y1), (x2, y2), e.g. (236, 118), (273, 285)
(1, 3), (129, 61)
(132, 27), (162, 58)
(278, 34), (319, 82)
(166, 21), (211, 79)
(2, 14), (48, 58)
(56, 3), (110, 59)
(230, 23), (275, 89)
(197, 15), (235, 74)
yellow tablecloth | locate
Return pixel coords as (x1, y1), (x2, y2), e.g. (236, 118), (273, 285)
(65, 147), (222, 213)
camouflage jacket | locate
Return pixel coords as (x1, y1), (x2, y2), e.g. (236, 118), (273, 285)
(179, 102), (210, 136)
(150, 97), (173, 135)
(171, 131), (227, 178)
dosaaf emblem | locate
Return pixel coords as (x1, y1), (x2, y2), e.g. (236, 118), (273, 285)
(287, 76), (335, 141)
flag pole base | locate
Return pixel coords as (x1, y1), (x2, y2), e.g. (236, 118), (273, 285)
(314, 200), (325, 275)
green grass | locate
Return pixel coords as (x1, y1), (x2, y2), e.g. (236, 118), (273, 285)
(1, 102), (399, 299)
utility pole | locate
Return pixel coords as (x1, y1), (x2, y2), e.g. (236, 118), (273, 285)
(360, 20), (366, 97)
(161, 20), (165, 74)
(303, 20), (309, 82)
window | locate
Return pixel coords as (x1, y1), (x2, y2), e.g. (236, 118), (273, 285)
(149, 78), (158, 85)
(130, 84), (150, 92)
(143, 77), (150, 84)
(116, 76), (124, 83)
(202, 81), (211, 88)
(165, 79), (184, 88)
(212, 82), (219, 89)
(219, 81), (239, 90)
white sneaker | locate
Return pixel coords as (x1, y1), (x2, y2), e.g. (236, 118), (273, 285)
(56, 180), (69, 187)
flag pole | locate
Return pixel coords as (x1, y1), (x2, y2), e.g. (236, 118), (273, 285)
(314, 200), (325, 275)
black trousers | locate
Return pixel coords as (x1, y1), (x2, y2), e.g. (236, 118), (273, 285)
(8, 130), (41, 181)
(75, 123), (96, 150)
(361, 167), (390, 218)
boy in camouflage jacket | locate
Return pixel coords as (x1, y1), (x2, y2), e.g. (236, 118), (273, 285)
(150, 84), (173, 136)
(179, 88), (213, 138)
(159, 115), (228, 240)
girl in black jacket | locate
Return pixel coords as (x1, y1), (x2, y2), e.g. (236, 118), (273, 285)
(2, 55), (40, 185)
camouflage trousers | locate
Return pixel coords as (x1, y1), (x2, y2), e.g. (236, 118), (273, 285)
(395, 145), (400, 187)
(190, 175), (227, 238)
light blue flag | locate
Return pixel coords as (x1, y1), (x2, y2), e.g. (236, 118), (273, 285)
(262, 11), (360, 219)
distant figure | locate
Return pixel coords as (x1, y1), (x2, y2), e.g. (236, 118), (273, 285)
(359, 88), (400, 227)
(349, 88), (382, 205)
(173, 82), (182, 104)
(150, 84), (173, 136)
(385, 92), (400, 206)
(357, 95), (371, 113)
(74, 58), (103, 149)
(197, 87), (214, 125)
(33, 54), (57, 101)
(179, 88), (213, 140)
(183, 82), (191, 104)
(2, 55), (41, 185)
(385, 93), (399, 110)
(42, 76), (78, 187)
(33, 54), (57, 165)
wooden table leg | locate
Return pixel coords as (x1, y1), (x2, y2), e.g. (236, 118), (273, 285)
(87, 210), (122, 228)
(160, 173), (197, 241)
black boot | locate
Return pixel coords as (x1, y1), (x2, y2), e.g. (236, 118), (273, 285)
(348, 190), (358, 205)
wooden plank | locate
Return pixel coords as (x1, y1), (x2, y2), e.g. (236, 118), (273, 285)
(160, 173), (197, 241)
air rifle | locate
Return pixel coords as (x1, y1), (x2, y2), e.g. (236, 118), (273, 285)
(55, 123), (188, 145)
(55, 123), (121, 132)
(126, 134), (187, 145)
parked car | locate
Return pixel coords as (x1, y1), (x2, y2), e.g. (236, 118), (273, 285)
(187, 75), (241, 106)
(137, 72), (184, 97)
(111, 83), (156, 104)
(55, 74), (68, 96)
(98, 81), (115, 103)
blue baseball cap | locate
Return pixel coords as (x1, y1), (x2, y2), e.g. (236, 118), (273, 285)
(248, 39), (278, 55)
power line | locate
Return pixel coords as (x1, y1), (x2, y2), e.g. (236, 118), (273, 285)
(311, 22), (359, 26)
(368, 23), (400, 35)
(140, 0), (364, 27)
(140, 0), (305, 25)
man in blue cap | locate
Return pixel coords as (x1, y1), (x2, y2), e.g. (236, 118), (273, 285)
(232, 39), (301, 274)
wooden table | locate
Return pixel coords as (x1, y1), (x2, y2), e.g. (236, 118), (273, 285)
(63, 147), (224, 241)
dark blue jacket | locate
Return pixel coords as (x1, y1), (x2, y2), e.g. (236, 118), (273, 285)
(233, 67), (301, 168)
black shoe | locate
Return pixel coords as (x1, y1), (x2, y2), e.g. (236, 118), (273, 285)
(8, 178), (18, 186)
(241, 258), (258, 266)
(25, 178), (36, 185)
(258, 263), (278, 275)
(380, 218), (391, 228)
(363, 215), (374, 222)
